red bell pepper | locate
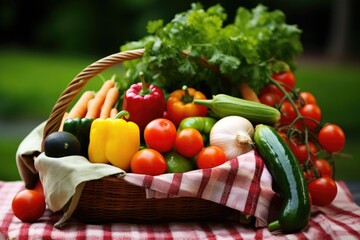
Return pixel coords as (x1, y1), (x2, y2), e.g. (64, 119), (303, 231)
(122, 72), (165, 132)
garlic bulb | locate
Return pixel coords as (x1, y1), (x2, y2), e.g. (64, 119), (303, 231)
(210, 116), (254, 160)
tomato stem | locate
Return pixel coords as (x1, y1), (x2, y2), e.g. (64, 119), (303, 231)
(270, 78), (320, 174)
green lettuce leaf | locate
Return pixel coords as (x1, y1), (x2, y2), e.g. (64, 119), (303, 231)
(120, 3), (302, 97)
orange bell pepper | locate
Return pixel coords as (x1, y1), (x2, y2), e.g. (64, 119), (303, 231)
(166, 86), (208, 127)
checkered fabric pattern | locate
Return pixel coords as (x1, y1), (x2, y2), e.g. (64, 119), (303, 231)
(123, 150), (275, 227)
(1, 181), (360, 239)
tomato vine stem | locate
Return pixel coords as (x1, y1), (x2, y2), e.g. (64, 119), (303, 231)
(269, 78), (322, 177)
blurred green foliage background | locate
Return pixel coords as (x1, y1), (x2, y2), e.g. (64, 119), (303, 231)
(1, 0), (359, 181)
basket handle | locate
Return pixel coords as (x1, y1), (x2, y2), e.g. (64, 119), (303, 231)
(41, 49), (145, 150)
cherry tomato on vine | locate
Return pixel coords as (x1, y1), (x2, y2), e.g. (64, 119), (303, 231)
(299, 103), (322, 130)
(279, 100), (297, 125)
(131, 149), (167, 175)
(271, 71), (296, 91)
(288, 139), (317, 165)
(175, 128), (204, 158)
(277, 131), (288, 141)
(318, 124), (346, 153)
(259, 84), (284, 101)
(303, 170), (315, 182)
(314, 159), (333, 178)
(196, 146), (227, 169)
(309, 193), (313, 208)
(12, 189), (46, 222)
(299, 92), (317, 105)
(144, 118), (177, 153)
(308, 177), (337, 206)
(259, 92), (277, 107)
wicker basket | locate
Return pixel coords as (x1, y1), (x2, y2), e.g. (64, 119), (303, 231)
(41, 49), (241, 224)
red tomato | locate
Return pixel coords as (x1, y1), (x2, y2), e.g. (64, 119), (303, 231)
(308, 177), (337, 206)
(278, 131), (292, 147)
(259, 84), (284, 101)
(303, 170), (315, 182)
(131, 149), (167, 175)
(259, 92), (277, 107)
(12, 189), (46, 222)
(144, 118), (177, 153)
(277, 131), (288, 140)
(280, 101), (297, 125)
(33, 180), (44, 196)
(314, 159), (333, 178)
(288, 140), (317, 165)
(299, 104), (322, 130)
(318, 124), (346, 153)
(196, 146), (227, 169)
(175, 128), (204, 158)
(299, 92), (317, 105)
(271, 71), (296, 91)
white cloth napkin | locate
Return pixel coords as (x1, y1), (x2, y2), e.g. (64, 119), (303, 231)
(15, 121), (125, 226)
(35, 153), (124, 227)
(15, 121), (45, 189)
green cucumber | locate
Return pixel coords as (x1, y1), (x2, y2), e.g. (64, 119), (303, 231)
(254, 124), (311, 233)
(194, 94), (280, 125)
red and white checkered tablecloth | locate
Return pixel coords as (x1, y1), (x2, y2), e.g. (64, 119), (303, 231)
(1, 181), (360, 239)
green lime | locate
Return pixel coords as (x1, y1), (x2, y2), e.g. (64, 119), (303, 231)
(164, 151), (194, 173)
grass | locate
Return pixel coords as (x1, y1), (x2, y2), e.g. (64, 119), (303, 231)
(0, 49), (360, 181)
(295, 61), (360, 131)
(0, 49), (123, 118)
(0, 49), (122, 181)
(0, 139), (21, 181)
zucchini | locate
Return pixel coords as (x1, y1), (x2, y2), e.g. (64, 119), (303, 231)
(194, 94), (280, 125)
(254, 124), (311, 233)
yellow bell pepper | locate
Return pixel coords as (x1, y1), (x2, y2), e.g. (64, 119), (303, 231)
(88, 110), (140, 171)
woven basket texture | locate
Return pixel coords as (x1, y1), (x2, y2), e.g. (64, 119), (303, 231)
(41, 49), (240, 223)
(73, 177), (239, 223)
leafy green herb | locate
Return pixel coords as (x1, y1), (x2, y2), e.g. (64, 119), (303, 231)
(120, 3), (302, 97)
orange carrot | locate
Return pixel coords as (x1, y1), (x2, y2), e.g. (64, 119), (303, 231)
(87, 99), (94, 115)
(85, 79), (115, 118)
(110, 108), (119, 118)
(67, 90), (95, 119)
(100, 87), (120, 118)
(239, 82), (260, 102)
